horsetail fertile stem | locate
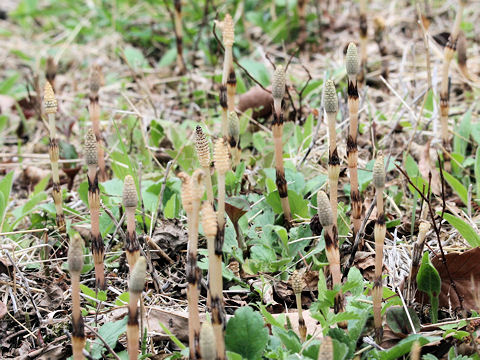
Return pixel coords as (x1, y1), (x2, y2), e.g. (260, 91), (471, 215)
(372, 153), (386, 343)
(214, 138), (230, 231)
(345, 43), (362, 244)
(200, 320), (216, 360)
(291, 271), (306, 342)
(68, 235), (85, 360)
(123, 175), (140, 270)
(202, 202), (226, 360)
(297, 0), (308, 51)
(180, 170), (205, 359)
(219, 14), (235, 137)
(440, 0), (465, 152)
(173, 0), (187, 74)
(195, 126), (214, 205)
(324, 80), (340, 226)
(89, 65), (107, 182)
(127, 257), (146, 360)
(317, 191), (344, 314)
(358, 0), (368, 84)
(272, 65), (292, 225)
(44, 81), (67, 235)
(85, 129), (105, 290)
(407, 221), (431, 304)
(227, 111), (240, 166)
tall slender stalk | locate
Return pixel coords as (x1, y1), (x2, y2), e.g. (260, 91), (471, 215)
(227, 111), (241, 166)
(324, 80), (340, 226)
(180, 170), (205, 359)
(316, 191), (344, 314)
(123, 175), (140, 270)
(440, 0), (465, 158)
(202, 201), (225, 360)
(85, 129), (105, 290)
(195, 126), (214, 205)
(68, 235), (85, 360)
(219, 14), (235, 137)
(291, 271), (306, 342)
(272, 65), (292, 226)
(372, 153), (386, 343)
(44, 81), (67, 236)
(214, 138), (230, 236)
(297, 0), (308, 51)
(89, 65), (107, 182)
(358, 0), (368, 85)
(127, 257), (146, 360)
(173, 0), (187, 74)
(345, 43), (362, 244)
(373, 17), (388, 81)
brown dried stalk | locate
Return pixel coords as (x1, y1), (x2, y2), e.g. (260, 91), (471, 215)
(324, 80), (340, 226)
(173, 0), (187, 74)
(297, 0), (309, 51)
(202, 201), (225, 359)
(440, 0), (465, 154)
(68, 235), (85, 360)
(406, 221), (431, 304)
(317, 191), (344, 314)
(180, 170), (205, 359)
(358, 0), (368, 84)
(44, 82), (67, 236)
(291, 271), (306, 342)
(456, 31), (480, 83)
(372, 153), (386, 343)
(194, 126), (214, 205)
(218, 14), (235, 137)
(89, 65), (107, 182)
(46, 57), (57, 91)
(345, 43), (362, 244)
(85, 129), (105, 290)
(127, 257), (146, 360)
(272, 65), (292, 226)
(123, 175), (140, 270)
(373, 16), (389, 81)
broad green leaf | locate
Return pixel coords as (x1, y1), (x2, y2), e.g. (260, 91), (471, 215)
(90, 317), (128, 359)
(443, 172), (468, 206)
(225, 306), (268, 360)
(369, 334), (440, 360)
(386, 306), (420, 334)
(442, 213), (480, 247)
(417, 252), (441, 296)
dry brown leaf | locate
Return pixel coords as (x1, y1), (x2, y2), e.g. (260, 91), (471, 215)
(430, 247), (480, 310)
(272, 310), (322, 338)
(416, 140), (441, 195)
(238, 86), (273, 120)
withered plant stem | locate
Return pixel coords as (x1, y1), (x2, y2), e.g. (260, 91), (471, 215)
(173, 0), (187, 74)
(440, 0), (465, 157)
(44, 82), (67, 236)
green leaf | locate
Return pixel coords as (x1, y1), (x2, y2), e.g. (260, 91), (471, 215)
(369, 334), (440, 360)
(158, 321), (186, 350)
(442, 213), (480, 247)
(475, 147), (480, 197)
(0, 171), (14, 231)
(385, 306), (421, 334)
(442, 172), (468, 206)
(417, 252), (441, 323)
(225, 306), (269, 360)
(90, 317), (128, 359)
(453, 110), (471, 159)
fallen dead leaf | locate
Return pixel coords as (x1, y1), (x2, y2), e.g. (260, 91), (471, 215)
(416, 247), (480, 311)
(238, 86), (273, 120)
(272, 310), (322, 339)
(416, 140), (441, 195)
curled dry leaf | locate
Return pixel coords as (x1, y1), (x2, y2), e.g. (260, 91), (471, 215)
(238, 85), (273, 120)
(0, 301), (6, 319)
(415, 141), (441, 195)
